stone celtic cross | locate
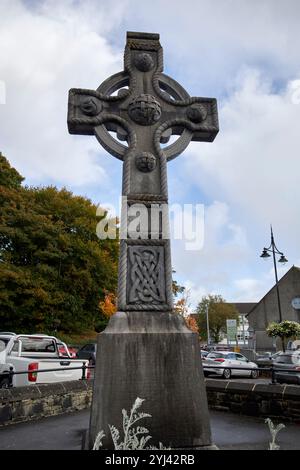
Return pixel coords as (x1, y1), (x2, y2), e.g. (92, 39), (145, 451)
(68, 31), (219, 449)
(68, 31), (218, 315)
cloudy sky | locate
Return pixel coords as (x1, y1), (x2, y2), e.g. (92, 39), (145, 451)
(1, 0), (300, 308)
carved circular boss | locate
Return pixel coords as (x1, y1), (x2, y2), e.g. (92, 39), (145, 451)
(135, 152), (157, 173)
(128, 94), (161, 126)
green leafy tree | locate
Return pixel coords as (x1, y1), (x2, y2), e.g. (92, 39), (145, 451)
(266, 320), (300, 352)
(195, 294), (239, 344)
(0, 152), (24, 188)
(0, 154), (119, 335)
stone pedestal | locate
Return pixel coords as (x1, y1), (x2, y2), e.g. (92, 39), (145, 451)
(88, 311), (213, 449)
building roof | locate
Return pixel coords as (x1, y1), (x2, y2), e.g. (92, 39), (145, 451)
(247, 265), (300, 317)
(190, 302), (256, 317)
(230, 303), (257, 314)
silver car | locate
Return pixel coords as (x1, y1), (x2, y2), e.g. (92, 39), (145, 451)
(203, 351), (259, 379)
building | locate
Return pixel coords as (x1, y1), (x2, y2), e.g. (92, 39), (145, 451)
(230, 303), (257, 343)
(247, 266), (300, 352)
(190, 302), (256, 345)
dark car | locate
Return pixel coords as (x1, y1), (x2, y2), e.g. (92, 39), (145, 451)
(274, 352), (300, 385)
(255, 351), (282, 368)
(76, 343), (97, 365)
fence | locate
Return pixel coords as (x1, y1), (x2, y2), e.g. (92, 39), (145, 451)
(1, 363), (299, 389)
(0, 362), (95, 388)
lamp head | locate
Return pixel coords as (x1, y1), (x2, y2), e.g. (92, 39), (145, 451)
(260, 248), (271, 259)
(278, 254), (288, 264)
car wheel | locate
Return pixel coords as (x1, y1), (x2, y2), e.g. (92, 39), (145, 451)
(223, 368), (231, 379)
(251, 369), (258, 379)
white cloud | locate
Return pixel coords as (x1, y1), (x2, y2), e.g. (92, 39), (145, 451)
(185, 68), (300, 255)
(118, 0), (300, 94)
(171, 200), (251, 304)
(1, 0), (299, 305)
(0, 0), (123, 187)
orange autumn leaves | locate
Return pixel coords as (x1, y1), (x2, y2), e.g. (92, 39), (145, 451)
(99, 291), (117, 319)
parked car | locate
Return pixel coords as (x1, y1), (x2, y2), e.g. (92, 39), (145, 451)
(0, 334), (15, 388)
(200, 350), (209, 359)
(255, 351), (282, 368)
(202, 351), (259, 379)
(0, 334), (89, 387)
(32, 334), (77, 359)
(273, 352), (300, 385)
(66, 345), (78, 358)
(76, 343), (97, 365)
(56, 340), (77, 359)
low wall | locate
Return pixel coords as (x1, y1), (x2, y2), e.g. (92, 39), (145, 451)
(0, 380), (93, 426)
(206, 379), (300, 422)
(1, 379), (300, 427)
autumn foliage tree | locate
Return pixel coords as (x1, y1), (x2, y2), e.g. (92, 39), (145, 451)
(99, 291), (117, 319)
(0, 153), (119, 335)
(185, 315), (199, 334)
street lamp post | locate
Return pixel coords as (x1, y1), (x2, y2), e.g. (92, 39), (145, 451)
(260, 226), (288, 351)
(206, 303), (211, 347)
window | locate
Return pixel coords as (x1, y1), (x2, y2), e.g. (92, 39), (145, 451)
(20, 338), (56, 353)
(236, 354), (248, 362)
(11, 341), (19, 352)
(227, 353), (236, 360)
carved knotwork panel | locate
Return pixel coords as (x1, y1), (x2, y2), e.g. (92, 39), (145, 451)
(127, 246), (166, 304)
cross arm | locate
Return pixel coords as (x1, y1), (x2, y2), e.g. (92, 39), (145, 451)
(67, 84), (130, 136)
(155, 76), (219, 143)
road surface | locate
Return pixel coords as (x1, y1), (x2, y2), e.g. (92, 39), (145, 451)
(0, 408), (299, 450)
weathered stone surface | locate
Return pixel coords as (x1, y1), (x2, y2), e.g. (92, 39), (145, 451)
(283, 385), (300, 398)
(226, 382), (255, 393)
(68, 31), (219, 450)
(89, 312), (212, 449)
(0, 381), (93, 426)
(6, 385), (41, 402)
(205, 379), (229, 391)
(205, 378), (300, 421)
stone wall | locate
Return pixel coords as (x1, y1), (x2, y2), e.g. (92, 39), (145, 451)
(0, 380), (93, 426)
(206, 379), (300, 421)
(1, 379), (300, 427)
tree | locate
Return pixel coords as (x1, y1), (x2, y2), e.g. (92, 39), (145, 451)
(195, 294), (239, 344)
(0, 155), (119, 335)
(99, 292), (117, 318)
(185, 315), (199, 334)
(172, 270), (185, 298)
(266, 321), (300, 352)
(174, 288), (191, 316)
(0, 153), (24, 189)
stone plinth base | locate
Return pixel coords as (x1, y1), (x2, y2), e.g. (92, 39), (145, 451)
(88, 311), (213, 450)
